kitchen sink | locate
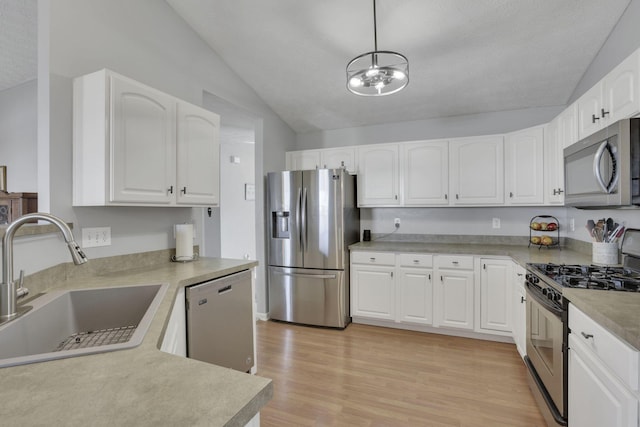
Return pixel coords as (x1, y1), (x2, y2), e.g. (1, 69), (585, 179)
(0, 283), (168, 368)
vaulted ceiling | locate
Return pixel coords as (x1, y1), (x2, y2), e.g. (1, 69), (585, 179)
(1, 0), (632, 135)
(166, 0), (632, 133)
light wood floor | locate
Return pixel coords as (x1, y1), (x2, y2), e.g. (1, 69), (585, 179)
(255, 320), (546, 426)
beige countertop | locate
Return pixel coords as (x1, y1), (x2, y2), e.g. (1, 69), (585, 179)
(350, 241), (640, 351)
(0, 257), (272, 427)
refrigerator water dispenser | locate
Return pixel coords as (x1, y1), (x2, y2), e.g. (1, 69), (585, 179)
(272, 211), (290, 238)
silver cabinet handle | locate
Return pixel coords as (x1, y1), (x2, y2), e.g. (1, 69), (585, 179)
(601, 108), (609, 118)
(167, 185), (174, 194)
(591, 114), (600, 123)
(181, 187), (187, 194)
(520, 296), (525, 303)
(370, 257), (376, 262)
(581, 332), (594, 339)
(452, 261), (459, 265)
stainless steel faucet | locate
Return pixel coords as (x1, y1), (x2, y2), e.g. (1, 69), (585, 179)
(1, 213), (88, 322)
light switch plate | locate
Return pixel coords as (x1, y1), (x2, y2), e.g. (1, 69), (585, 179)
(492, 218), (501, 229)
(245, 183), (255, 201)
(82, 227), (112, 247)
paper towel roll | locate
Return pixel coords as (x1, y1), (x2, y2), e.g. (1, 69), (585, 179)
(175, 224), (193, 260)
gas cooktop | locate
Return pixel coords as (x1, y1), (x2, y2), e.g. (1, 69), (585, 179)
(528, 263), (640, 292)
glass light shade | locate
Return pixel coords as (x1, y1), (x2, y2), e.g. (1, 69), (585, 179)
(346, 50), (409, 96)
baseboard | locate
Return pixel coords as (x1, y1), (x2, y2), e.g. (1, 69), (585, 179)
(256, 312), (269, 322)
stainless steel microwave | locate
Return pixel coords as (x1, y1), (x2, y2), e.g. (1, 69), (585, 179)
(564, 118), (640, 208)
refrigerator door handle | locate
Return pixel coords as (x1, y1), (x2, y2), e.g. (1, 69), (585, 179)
(301, 187), (308, 252)
(296, 187), (302, 248)
(278, 272), (337, 280)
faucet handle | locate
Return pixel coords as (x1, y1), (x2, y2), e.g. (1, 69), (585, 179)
(16, 270), (24, 289)
(15, 270), (29, 299)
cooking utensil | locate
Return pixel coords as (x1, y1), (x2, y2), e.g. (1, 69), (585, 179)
(586, 220), (596, 240)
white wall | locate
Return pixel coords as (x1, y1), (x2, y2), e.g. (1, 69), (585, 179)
(363, 207), (567, 238)
(220, 141), (256, 260)
(296, 106), (563, 150)
(0, 80), (38, 192)
(5, 0), (296, 316)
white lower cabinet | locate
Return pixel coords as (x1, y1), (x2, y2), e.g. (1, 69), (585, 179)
(477, 258), (513, 334)
(434, 255), (475, 330)
(352, 251), (521, 341)
(397, 254), (434, 325)
(351, 264), (396, 320)
(351, 252), (432, 325)
(568, 304), (639, 427)
(512, 263), (527, 358)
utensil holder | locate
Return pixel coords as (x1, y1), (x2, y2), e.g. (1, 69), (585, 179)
(592, 242), (618, 265)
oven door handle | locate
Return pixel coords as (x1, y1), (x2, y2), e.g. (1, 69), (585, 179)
(526, 282), (564, 317)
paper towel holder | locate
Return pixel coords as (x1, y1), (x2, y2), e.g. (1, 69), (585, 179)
(171, 253), (199, 263)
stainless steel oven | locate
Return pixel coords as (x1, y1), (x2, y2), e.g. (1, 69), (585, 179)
(524, 272), (568, 427)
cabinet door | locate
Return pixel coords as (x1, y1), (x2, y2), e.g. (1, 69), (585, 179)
(286, 150), (321, 170)
(402, 140), (449, 205)
(544, 119), (564, 205)
(357, 144), (400, 206)
(505, 127), (544, 205)
(479, 259), (512, 333)
(449, 136), (504, 205)
(577, 82), (604, 140)
(111, 75), (175, 204)
(558, 103), (579, 149)
(434, 269), (474, 330)
(351, 265), (395, 320)
(176, 102), (220, 205)
(512, 264), (526, 358)
(397, 267), (433, 325)
(604, 49), (640, 123)
(569, 337), (638, 427)
(321, 148), (356, 173)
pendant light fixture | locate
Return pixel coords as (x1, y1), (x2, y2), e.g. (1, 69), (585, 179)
(346, 0), (409, 96)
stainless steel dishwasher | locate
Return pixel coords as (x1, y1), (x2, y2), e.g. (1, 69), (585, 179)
(185, 269), (254, 373)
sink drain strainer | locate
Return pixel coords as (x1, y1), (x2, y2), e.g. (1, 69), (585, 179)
(54, 325), (137, 352)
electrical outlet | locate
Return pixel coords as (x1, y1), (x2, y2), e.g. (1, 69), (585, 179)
(82, 227), (112, 247)
(394, 218), (401, 228)
(492, 218), (501, 229)
(570, 218), (575, 232)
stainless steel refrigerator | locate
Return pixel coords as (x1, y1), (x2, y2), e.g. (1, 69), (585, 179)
(267, 168), (359, 328)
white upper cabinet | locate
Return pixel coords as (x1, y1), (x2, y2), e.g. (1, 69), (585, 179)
(109, 74), (176, 205)
(558, 103), (578, 149)
(504, 126), (544, 205)
(176, 102), (220, 205)
(357, 143), (400, 206)
(449, 136), (504, 205)
(320, 147), (356, 173)
(402, 140), (449, 206)
(73, 69), (220, 207)
(544, 118), (564, 205)
(577, 48), (640, 140)
(286, 150), (321, 170)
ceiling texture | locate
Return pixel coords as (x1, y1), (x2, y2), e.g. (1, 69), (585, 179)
(1, 0), (632, 135)
(166, 0), (631, 134)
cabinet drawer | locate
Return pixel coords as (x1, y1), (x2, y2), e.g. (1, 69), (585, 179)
(397, 253), (433, 268)
(435, 255), (474, 270)
(569, 304), (639, 391)
(351, 251), (395, 266)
